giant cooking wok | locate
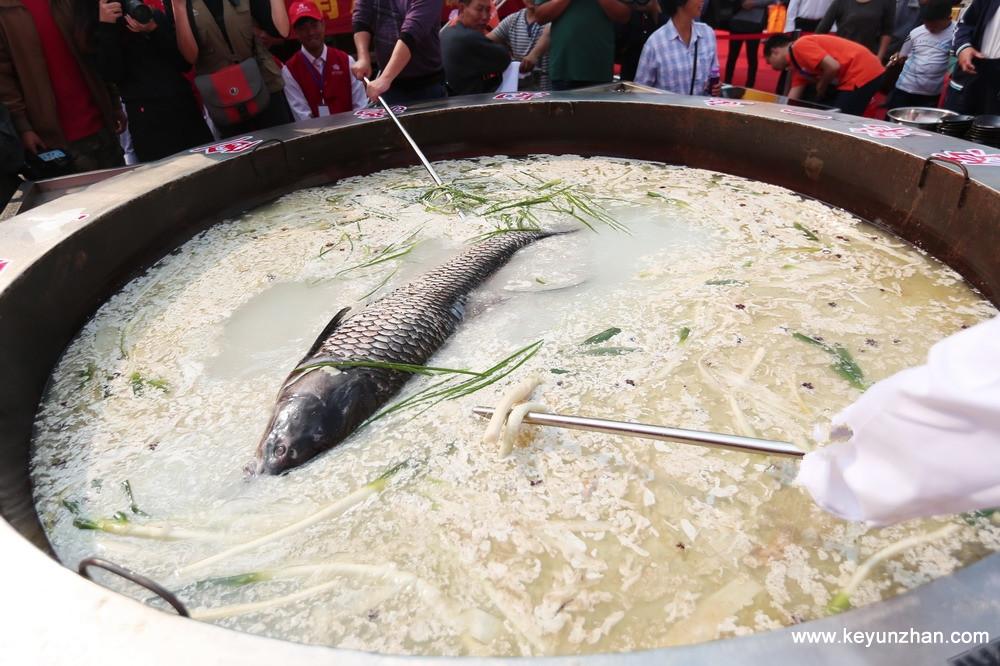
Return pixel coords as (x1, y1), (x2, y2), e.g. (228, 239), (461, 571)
(2, 90), (998, 664)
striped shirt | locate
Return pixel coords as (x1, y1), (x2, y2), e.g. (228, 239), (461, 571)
(492, 9), (550, 90)
(635, 20), (719, 95)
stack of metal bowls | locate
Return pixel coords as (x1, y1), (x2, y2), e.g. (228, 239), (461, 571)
(886, 106), (957, 130)
(936, 114), (975, 137)
(966, 115), (1000, 147)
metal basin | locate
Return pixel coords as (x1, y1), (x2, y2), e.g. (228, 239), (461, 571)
(2, 92), (999, 665)
(887, 106), (958, 129)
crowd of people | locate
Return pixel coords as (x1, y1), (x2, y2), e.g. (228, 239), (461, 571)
(763, 0), (997, 117)
(0, 0), (997, 195)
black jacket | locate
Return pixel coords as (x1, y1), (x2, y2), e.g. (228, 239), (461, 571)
(441, 23), (510, 95)
(955, 0), (1000, 53)
(92, 11), (194, 102)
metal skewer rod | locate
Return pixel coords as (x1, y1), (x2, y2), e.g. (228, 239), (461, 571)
(363, 77), (465, 219)
(472, 406), (804, 458)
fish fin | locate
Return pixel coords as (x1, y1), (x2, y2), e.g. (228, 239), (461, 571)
(304, 307), (351, 359)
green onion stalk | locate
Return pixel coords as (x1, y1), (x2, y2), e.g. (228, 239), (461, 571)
(188, 559), (504, 645)
(176, 462), (408, 576)
(793, 332), (868, 390)
(827, 524), (961, 614)
(63, 499), (219, 541)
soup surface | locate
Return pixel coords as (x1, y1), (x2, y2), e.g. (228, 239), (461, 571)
(32, 156), (999, 656)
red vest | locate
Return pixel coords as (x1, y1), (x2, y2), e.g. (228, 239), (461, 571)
(285, 47), (352, 117)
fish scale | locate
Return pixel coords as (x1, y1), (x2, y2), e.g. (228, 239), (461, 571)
(255, 230), (556, 474)
(306, 230), (550, 366)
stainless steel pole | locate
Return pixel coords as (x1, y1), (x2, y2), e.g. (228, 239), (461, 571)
(473, 406), (805, 458)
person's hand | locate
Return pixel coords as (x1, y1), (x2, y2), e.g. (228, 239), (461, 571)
(352, 56), (372, 82)
(113, 107), (127, 134)
(711, 81), (722, 96)
(20, 130), (45, 154)
(365, 75), (391, 102)
(125, 14), (157, 32)
(958, 47), (982, 75)
(520, 55), (536, 73)
(99, 0), (123, 23)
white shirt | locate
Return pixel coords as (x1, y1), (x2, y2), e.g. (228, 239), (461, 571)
(796, 316), (1000, 526)
(980, 3), (1000, 59)
(784, 0), (835, 31)
(281, 45), (368, 121)
(896, 23), (956, 95)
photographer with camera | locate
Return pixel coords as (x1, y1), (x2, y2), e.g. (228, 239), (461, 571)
(0, 0), (125, 177)
(90, 0), (213, 162)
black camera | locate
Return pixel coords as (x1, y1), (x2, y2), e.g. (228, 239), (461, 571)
(121, 0), (153, 24)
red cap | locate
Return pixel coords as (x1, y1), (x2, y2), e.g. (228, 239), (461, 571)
(288, 0), (323, 25)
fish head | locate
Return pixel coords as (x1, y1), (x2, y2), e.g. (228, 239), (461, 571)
(256, 368), (376, 475)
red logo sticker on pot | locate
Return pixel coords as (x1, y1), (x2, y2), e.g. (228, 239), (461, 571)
(493, 92), (550, 101)
(704, 99), (753, 107)
(850, 124), (932, 139)
(780, 108), (833, 120)
(192, 136), (263, 155)
(931, 148), (1000, 167)
(353, 106), (407, 119)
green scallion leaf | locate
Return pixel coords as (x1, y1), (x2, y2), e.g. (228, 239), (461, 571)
(793, 222), (820, 242)
(122, 480), (149, 517)
(793, 332), (866, 389)
(646, 191), (690, 207)
(827, 591), (852, 614)
(208, 572), (268, 587)
(580, 346), (639, 356)
(582, 327), (622, 345)
(73, 517), (100, 530)
(962, 508), (998, 525)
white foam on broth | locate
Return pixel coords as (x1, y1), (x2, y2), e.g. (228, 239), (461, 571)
(31, 155), (999, 656)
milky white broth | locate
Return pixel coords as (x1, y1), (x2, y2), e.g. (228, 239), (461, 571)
(31, 155), (999, 656)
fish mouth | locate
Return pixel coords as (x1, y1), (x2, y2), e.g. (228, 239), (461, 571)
(243, 459), (262, 480)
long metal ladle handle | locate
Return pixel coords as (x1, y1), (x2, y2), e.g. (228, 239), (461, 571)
(363, 77), (464, 218)
(363, 77), (444, 187)
(473, 406), (805, 458)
